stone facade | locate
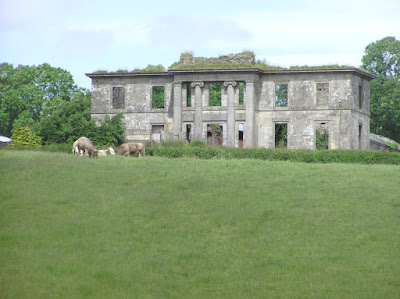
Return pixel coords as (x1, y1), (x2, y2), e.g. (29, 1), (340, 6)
(87, 67), (373, 150)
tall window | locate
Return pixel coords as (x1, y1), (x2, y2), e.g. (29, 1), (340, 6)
(187, 84), (192, 107)
(316, 82), (329, 106)
(209, 83), (222, 106)
(275, 123), (288, 148)
(112, 87), (125, 109)
(358, 85), (363, 109)
(152, 86), (165, 109)
(316, 123), (329, 150)
(238, 123), (244, 148)
(239, 82), (245, 105)
(275, 83), (288, 107)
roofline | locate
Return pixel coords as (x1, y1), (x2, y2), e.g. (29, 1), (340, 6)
(86, 67), (374, 80)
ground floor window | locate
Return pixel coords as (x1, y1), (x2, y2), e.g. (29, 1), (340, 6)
(316, 123), (329, 150)
(238, 123), (244, 148)
(275, 123), (288, 148)
(207, 124), (223, 146)
(151, 124), (165, 143)
(186, 124), (192, 143)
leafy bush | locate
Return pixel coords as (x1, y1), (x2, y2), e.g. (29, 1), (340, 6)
(9, 127), (42, 148)
(189, 140), (206, 147)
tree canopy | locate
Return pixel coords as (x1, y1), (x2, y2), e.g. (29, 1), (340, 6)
(362, 36), (400, 81)
(0, 63), (124, 146)
(362, 36), (400, 142)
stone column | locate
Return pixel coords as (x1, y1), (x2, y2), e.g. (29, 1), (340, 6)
(173, 82), (182, 138)
(224, 81), (236, 147)
(191, 81), (204, 140)
(244, 82), (255, 148)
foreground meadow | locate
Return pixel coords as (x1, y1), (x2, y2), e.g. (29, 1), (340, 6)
(1, 150), (399, 298)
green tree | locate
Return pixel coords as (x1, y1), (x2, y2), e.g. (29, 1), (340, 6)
(362, 37), (400, 80)
(362, 37), (400, 142)
(0, 63), (76, 136)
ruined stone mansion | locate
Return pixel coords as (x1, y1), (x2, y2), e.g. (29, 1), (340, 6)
(87, 53), (374, 150)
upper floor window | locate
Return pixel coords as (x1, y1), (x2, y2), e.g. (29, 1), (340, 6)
(358, 85), (363, 109)
(238, 82), (245, 105)
(187, 84), (192, 107)
(275, 83), (288, 107)
(209, 83), (222, 106)
(112, 87), (125, 109)
(316, 82), (329, 106)
(152, 86), (165, 109)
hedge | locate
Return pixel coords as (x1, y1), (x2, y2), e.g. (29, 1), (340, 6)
(146, 145), (400, 165)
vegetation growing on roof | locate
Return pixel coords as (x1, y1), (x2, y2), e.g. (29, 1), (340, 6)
(168, 52), (360, 71)
(132, 64), (166, 73)
(93, 70), (109, 74)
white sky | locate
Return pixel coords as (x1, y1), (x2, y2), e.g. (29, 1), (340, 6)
(1, 0), (399, 89)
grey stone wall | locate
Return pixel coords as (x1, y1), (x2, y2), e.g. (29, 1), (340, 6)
(88, 68), (373, 149)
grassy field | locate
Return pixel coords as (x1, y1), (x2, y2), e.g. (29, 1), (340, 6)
(1, 150), (399, 298)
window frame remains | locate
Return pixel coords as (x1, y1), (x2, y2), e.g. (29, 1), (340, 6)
(152, 86), (165, 109)
(275, 83), (288, 107)
(112, 86), (125, 109)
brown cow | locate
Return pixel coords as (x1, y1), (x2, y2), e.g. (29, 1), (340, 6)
(117, 143), (145, 158)
(76, 137), (98, 157)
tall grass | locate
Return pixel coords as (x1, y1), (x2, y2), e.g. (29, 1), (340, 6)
(1, 151), (399, 298)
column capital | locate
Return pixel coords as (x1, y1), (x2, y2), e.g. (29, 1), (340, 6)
(174, 81), (182, 86)
(191, 81), (204, 88)
(223, 81), (237, 87)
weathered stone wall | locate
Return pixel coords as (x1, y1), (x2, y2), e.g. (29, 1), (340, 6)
(88, 68), (372, 149)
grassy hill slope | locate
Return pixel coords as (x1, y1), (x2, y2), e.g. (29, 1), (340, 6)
(1, 151), (399, 298)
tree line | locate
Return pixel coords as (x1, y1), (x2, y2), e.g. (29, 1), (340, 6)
(0, 63), (124, 146)
(0, 36), (399, 146)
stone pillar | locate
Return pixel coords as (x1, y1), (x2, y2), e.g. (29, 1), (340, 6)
(224, 81), (237, 147)
(173, 82), (182, 137)
(191, 81), (204, 140)
(244, 82), (255, 148)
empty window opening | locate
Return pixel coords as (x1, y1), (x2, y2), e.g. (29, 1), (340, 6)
(209, 83), (222, 106)
(358, 85), (363, 109)
(238, 123), (244, 148)
(359, 124), (362, 150)
(275, 83), (288, 107)
(239, 82), (245, 105)
(207, 124), (223, 146)
(152, 86), (165, 109)
(112, 87), (125, 109)
(151, 124), (165, 143)
(186, 124), (192, 143)
(187, 84), (192, 107)
(316, 82), (329, 106)
(275, 123), (288, 148)
(316, 123), (329, 150)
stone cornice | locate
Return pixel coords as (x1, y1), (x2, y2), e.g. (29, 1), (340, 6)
(86, 67), (374, 81)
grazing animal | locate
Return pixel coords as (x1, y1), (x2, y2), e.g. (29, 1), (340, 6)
(97, 147), (116, 156)
(72, 140), (85, 156)
(72, 140), (80, 155)
(76, 137), (98, 157)
(117, 143), (145, 158)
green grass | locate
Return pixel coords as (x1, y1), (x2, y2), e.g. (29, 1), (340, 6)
(1, 151), (400, 298)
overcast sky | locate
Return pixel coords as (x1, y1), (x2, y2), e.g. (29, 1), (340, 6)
(1, 0), (399, 89)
